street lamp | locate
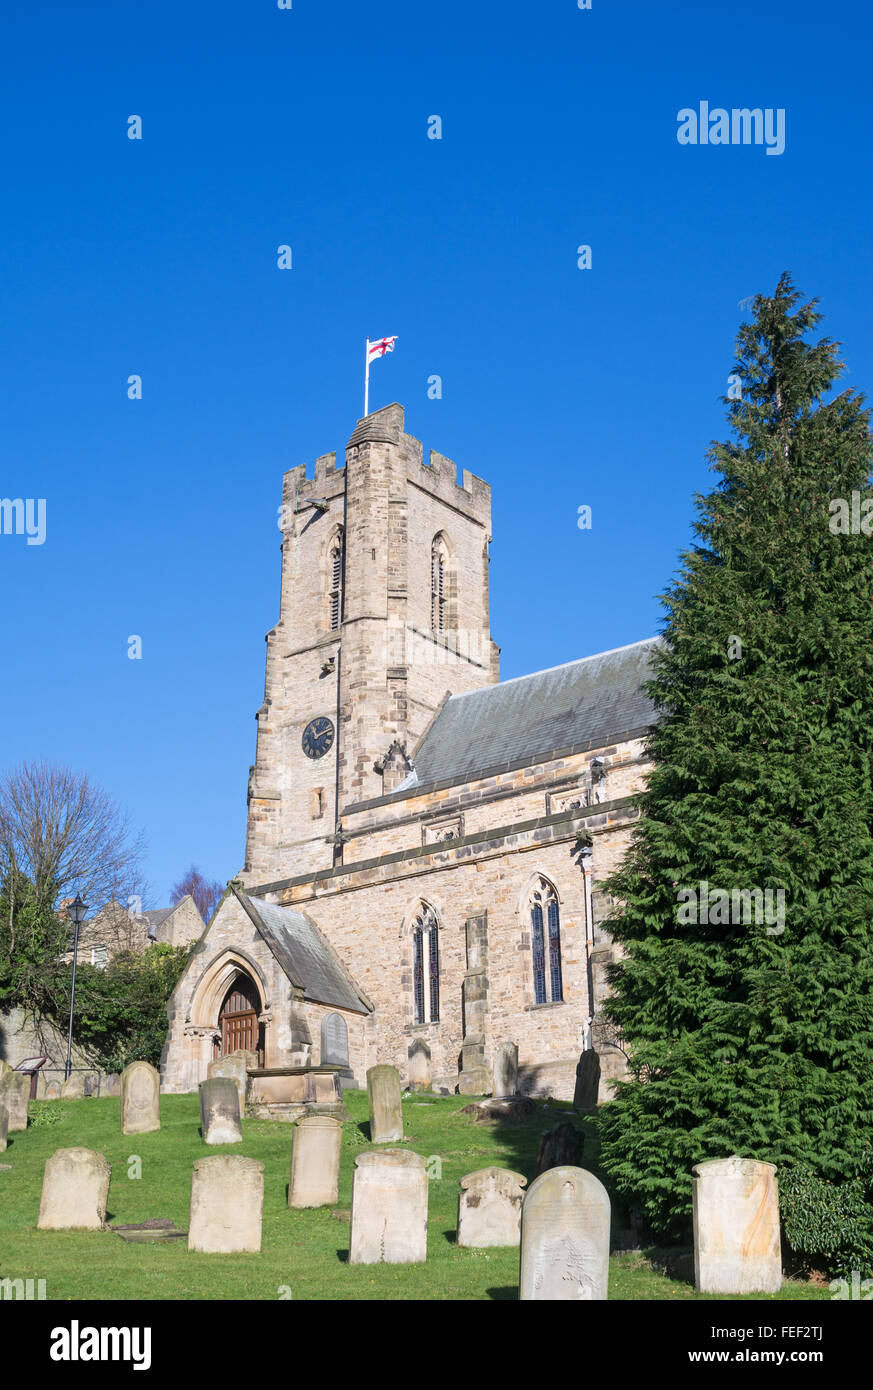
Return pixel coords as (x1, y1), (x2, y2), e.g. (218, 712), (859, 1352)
(64, 894), (88, 1081)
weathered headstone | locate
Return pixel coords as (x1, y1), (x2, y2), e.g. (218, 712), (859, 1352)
(536, 1120), (585, 1175)
(349, 1149), (428, 1265)
(407, 1039), (432, 1092)
(573, 1050), (601, 1112)
(519, 1165), (610, 1300)
(289, 1115), (343, 1208)
(493, 1041), (519, 1098)
(188, 1155), (264, 1253)
(43, 1081), (62, 1101)
(692, 1156), (782, 1294)
(4, 1072), (30, 1130)
(103, 1074), (121, 1098)
(458, 1167), (527, 1248)
(120, 1060), (161, 1135)
(61, 1073), (85, 1100)
(366, 1063), (403, 1143)
(0, 1104), (8, 1154)
(37, 1147), (111, 1231)
(207, 1054), (248, 1114)
(199, 1077), (242, 1145)
(321, 1014), (349, 1068)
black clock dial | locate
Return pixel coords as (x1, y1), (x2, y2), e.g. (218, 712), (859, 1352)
(302, 716), (335, 760)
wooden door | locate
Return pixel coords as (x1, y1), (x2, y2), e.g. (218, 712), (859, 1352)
(218, 977), (261, 1060)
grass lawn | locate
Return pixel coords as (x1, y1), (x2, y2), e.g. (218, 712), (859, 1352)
(0, 1091), (829, 1301)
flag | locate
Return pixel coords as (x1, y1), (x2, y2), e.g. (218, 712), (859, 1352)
(367, 336), (398, 362)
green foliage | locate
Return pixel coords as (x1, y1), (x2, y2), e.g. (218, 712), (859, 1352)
(63, 943), (190, 1073)
(26, 1100), (62, 1129)
(598, 275), (873, 1241)
(779, 1161), (873, 1279)
(0, 872), (67, 1015)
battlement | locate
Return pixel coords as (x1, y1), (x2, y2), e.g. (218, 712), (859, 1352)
(280, 404), (490, 521)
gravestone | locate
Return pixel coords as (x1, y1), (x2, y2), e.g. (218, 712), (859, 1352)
(349, 1149), (428, 1265)
(188, 1155), (264, 1253)
(519, 1165), (610, 1300)
(536, 1120), (585, 1175)
(366, 1063), (403, 1143)
(289, 1115), (343, 1208)
(120, 1060), (161, 1135)
(60, 1073), (84, 1100)
(207, 1054), (248, 1114)
(43, 1081), (61, 1101)
(4, 1072), (30, 1130)
(407, 1039), (432, 1092)
(692, 1156), (782, 1294)
(199, 1078), (242, 1145)
(573, 1050), (601, 1112)
(493, 1042), (519, 1098)
(457, 1167), (527, 1248)
(321, 1013), (349, 1067)
(37, 1147), (111, 1231)
(0, 1103), (7, 1153)
(103, 1074), (121, 1098)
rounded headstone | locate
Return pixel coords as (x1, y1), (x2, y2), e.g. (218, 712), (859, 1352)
(37, 1147), (111, 1231)
(199, 1077), (242, 1145)
(366, 1063), (403, 1143)
(120, 1061), (161, 1135)
(519, 1165), (610, 1300)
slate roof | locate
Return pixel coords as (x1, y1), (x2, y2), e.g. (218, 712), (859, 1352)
(238, 891), (371, 1014)
(395, 637), (661, 795)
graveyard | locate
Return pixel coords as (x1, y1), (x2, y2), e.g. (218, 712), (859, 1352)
(0, 1086), (829, 1301)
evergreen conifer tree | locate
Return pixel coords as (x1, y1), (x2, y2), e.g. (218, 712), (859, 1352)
(598, 275), (873, 1238)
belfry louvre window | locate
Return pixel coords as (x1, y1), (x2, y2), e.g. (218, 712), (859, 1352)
(329, 531), (344, 631)
(411, 905), (440, 1024)
(529, 878), (564, 1005)
(431, 535), (448, 633)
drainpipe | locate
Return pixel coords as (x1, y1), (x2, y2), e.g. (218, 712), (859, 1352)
(579, 845), (595, 1050)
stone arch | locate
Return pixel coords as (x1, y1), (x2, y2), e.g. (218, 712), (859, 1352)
(321, 522), (345, 633)
(430, 530), (458, 633)
(320, 1012), (349, 1067)
(188, 948), (270, 1030)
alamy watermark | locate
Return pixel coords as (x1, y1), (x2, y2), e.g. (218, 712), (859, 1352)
(676, 880), (786, 935)
(677, 103), (786, 156)
(1, 497), (46, 545)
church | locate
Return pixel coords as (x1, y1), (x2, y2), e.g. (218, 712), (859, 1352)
(161, 404), (658, 1101)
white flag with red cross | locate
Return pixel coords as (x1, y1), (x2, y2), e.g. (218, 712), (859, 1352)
(364, 336), (398, 415)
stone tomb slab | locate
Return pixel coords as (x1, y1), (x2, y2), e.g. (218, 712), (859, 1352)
(457, 1167), (527, 1248)
(289, 1114), (343, 1208)
(2, 1072), (30, 1131)
(199, 1077), (242, 1145)
(519, 1165), (610, 1300)
(37, 1147), (111, 1231)
(692, 1156), (782, 1294)
(207, 1055), (248, 1113)
(120, 1060), (161, 1135)
(188, 1155), (264, 1253)
(349, 1149), (428, 1265)
(366, 1064), (403, 1143)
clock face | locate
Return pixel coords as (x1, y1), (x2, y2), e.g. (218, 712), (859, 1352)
(302, 716), (335, 760)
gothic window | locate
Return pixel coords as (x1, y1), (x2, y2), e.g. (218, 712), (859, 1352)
(411, 904), (440, 1024)
(431, 534), (448, 634)
(329, 529), (344, 632)
(529, 878), (563, 1005)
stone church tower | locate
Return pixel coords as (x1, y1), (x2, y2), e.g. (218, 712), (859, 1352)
(244, 403), (500, 883)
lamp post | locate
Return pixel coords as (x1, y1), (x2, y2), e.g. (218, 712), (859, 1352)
(64, 894), (88, 1081)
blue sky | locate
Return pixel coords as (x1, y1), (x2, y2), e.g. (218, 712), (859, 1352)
(2, 0), (871, 905)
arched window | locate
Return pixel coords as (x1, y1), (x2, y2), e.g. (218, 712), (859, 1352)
(329, 529), (344, 631)
(431, 533), (449, 634)
(411, 904), (440, 1024)
(529, 878), (563, 1005)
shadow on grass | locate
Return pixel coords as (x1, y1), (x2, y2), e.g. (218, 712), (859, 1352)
(486, 1285), (517, 1301)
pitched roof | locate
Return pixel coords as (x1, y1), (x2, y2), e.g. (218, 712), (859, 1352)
(237, 891), (371, 1014)
(395, 637), (661, 795)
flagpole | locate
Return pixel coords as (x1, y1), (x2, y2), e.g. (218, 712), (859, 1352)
(364, 338), (370, 417)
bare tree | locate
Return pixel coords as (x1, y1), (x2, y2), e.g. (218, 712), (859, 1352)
(170, 865), (224, 924)
(0, 761), (149, 912)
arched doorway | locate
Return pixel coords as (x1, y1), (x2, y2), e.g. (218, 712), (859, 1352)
(215, 973), (264, 1065)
